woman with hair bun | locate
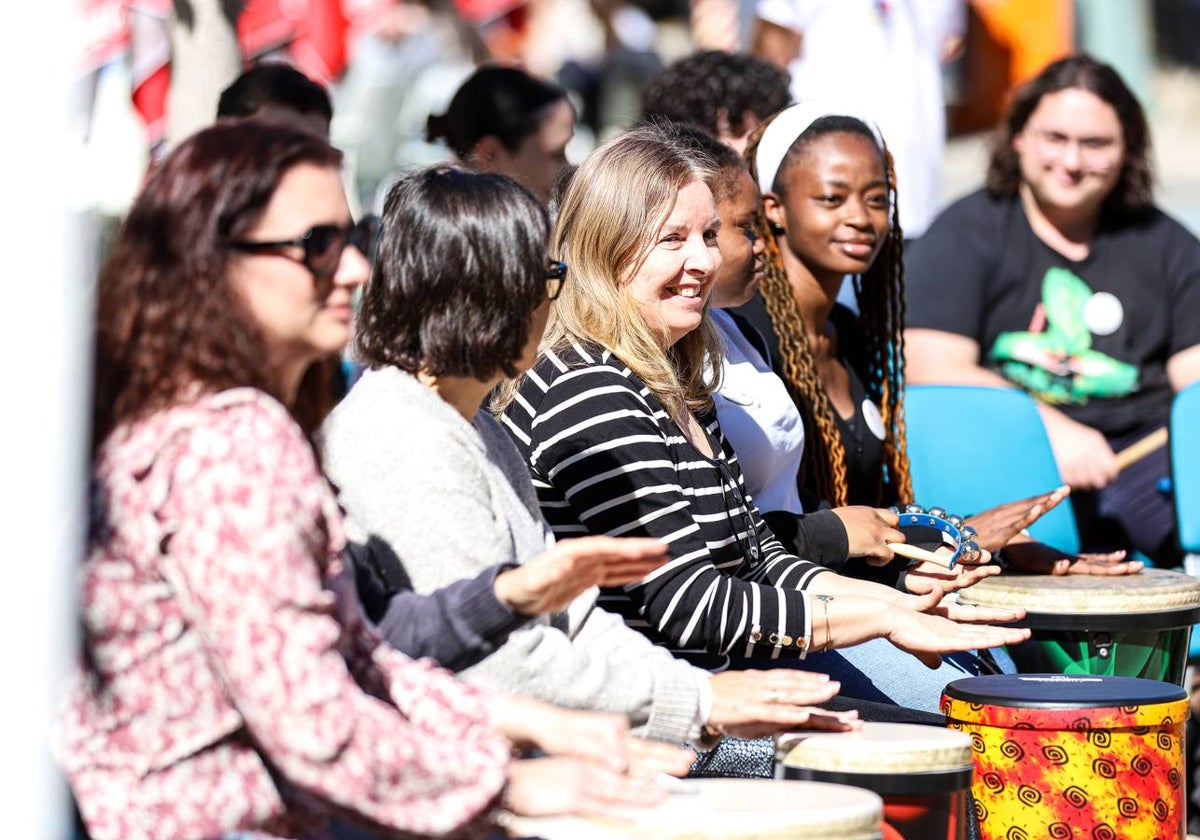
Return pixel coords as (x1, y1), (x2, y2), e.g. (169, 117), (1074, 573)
(426, 64), (574, 203)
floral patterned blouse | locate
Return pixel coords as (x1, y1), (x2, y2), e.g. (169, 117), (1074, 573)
(55, 389), (510, 840)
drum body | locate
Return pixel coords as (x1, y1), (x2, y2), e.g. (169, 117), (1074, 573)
(942, 674), (1186, 840)
(777, 722), (974, 840)
(956, 569), (1200, 685)
(501, 779), (883, 839)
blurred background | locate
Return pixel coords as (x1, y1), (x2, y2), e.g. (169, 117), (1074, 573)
(74, 0), (1200, 239)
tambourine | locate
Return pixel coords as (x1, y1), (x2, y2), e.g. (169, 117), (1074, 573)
(885, 504), (981, 570)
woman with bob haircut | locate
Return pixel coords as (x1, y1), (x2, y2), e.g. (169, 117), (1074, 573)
(325, 165), (861, 758)
(495, 123), (1030, 683)
(59, 122), (688, 840)
(905, 54), (1200, 567)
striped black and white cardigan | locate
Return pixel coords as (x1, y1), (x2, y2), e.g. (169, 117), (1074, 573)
(502, 339), (828, 671)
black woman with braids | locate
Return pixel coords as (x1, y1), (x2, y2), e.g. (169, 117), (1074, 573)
(734, 102), (1143, 592)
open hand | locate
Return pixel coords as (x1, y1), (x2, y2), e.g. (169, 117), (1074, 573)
(495, 537), (669, 617)
(964, 486), (1071, 552)
(885, 596), (1031, 668)
(707, 670), (860, 739)
(1002, 541), (1141, 576)
(503, 756), (666, 818)
(903, 558), (1003, 595)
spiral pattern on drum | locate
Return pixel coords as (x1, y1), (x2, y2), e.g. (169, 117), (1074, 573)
(1048, 822), (1072, 838)
(1169, 768), (1182, 789)
(1016, 784), (1042, 806)
(1063, 786), (1089, 808)
(1157, 731), (1173, 751)
(999, 739), (1024, 760)
(1091, 757), (1116, 779)
(1091, 823), (1116, 840)
(1154, 799), (1170, 822)
(1042, 744), (1069, 765)
(1087, 728), (1111, 748)
(982, 772), (1005, 794)
(1004, 827), (1029, 840)
(970, 733), (986, 753)
(1131, 754), (1154, 776)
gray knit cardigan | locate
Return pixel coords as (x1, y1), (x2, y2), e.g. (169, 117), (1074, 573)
(322, 367), (707, 742)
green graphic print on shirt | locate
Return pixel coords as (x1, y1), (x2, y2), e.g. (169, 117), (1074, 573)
(987, 266), (1139, 405)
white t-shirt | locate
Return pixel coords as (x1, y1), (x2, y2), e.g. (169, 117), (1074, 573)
(754, 0), (964, 237)
(711, 309), (806, 515)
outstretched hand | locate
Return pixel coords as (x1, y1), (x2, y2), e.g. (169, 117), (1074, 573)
(707, 670), (860, 739)
(885, 591), (1031, 669)
(495, 536), (669, 617)
(1001, 541), (1142, 576)
(903, 557), (1003, 595)
(963, 486), (1071, 552)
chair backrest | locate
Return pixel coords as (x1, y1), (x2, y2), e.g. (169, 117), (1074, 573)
(1170, 381), (1200, 553)
(904, 384), (1080, 554)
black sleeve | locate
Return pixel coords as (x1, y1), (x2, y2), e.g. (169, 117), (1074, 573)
(350, 544), (527, 672)
(762, 508), (850, 571)
(904, 192), (995, 342)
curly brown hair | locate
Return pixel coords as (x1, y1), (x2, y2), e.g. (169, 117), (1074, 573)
(92, 120), (343, 451)
(746, 115), (912, 508)
(986, 54), (1153, 216)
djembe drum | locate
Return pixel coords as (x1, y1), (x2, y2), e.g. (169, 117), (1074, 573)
(955, 568), (1200, 685)
(776, 722), (974, 840)
(500, 778), (884, 839)
(942, 674), (1186, 840)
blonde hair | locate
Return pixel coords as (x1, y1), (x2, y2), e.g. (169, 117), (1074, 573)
(496, 124), (723, 418)
(745, 115), (912, 507)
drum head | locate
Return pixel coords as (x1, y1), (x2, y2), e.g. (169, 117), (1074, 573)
(956, 568), (1200, 629)
(500, 779), (883, 839)
(943, 673), (1186, 710)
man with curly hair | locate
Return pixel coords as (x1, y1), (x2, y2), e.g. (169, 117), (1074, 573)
(640, 50), (791, 153)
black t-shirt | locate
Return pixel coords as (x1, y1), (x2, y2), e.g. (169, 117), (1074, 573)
(905, 189), (1200, 436)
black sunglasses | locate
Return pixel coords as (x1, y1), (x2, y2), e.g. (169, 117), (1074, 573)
(546, 259), (568, 301)
(230, 215), (380, 283)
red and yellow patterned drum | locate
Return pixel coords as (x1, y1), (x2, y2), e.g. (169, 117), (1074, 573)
(941, 674), (1186, 840)
(499, 779), (884, 839)
(776, 722), (974, 840)
(955, 569), (1200, 685)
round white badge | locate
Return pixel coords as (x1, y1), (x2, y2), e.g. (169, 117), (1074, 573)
(1084, 292), (1124, 336)
(862, 399), (886, 440)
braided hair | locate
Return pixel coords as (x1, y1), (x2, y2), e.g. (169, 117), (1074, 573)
(744, 115), (912, 508)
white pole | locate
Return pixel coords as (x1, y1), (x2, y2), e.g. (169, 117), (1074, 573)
(1, 1), (88, 836)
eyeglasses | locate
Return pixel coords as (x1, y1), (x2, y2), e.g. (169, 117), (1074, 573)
(546, 259), (568, 301)
(716, 458), (763, 566)
(229, 215), (381, 284)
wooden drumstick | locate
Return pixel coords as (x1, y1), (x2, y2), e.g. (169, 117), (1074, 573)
(886, 541), (957, 569)
(1113, 427), (1169, 473)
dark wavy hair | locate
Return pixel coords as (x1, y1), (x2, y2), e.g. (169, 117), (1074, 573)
(426, 65), (568, 158)
(355, 166), (550, 380)
(640, 50), (791, 140)
(986, 54), (1153, 215)
(92, 120), (343, 451)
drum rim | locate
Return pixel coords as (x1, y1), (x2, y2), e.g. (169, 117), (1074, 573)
(942, 674), (1187, 709)
(988, 605), (1200, 630)
(779, 764), (974, 796)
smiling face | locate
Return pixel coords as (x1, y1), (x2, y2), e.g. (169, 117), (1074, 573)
(712, 168), (766, 309)
(765, 131), (889, 288)
(625, 178), (722, 347)
(1012, 87), (1125, 220)
(227, 163), (370, 378)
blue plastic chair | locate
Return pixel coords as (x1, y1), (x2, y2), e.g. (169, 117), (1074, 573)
(1169, 382), (1200, 660)
(903, 384), (1080, 554)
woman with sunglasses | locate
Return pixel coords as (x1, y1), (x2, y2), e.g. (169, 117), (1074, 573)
(495, 124), (1029, 689)
(59, 122), (685, 840)
(324, 166), (860, 761)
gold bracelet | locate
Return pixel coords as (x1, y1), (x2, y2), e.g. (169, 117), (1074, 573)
(816, 594), (833, 653)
